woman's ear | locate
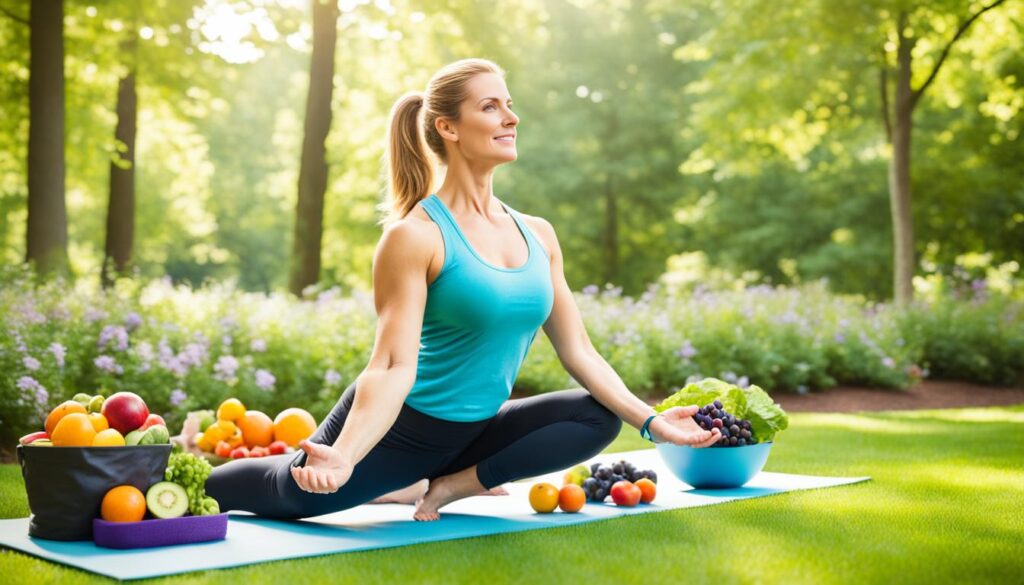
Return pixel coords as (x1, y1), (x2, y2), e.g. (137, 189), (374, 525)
(435, 117), (458, 142)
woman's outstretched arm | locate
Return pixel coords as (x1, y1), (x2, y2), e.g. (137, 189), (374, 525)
(527, 215), (720, 448)
(292, 220), (433, 494)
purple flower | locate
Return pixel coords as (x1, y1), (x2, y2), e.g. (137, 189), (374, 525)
(48, 342), (66, 368)
(177, 343), (208, 368)
(98, 325), (129, 352)
(221, 335), (233, 347)
(882, 357), (896, 369)
(219, 316), (238, 330)
(582, 284), (599, 296)
(17, 376), (48, 406)
(169, 389), (187, 406)
(324, 369), (342, 386)
(124, 312), (143, 332)
(214, 355), (240, 381)
(250, 338), (267, 352)
(23, 356), (41, 371)
(94, 355), (124, 375)
(834, 333), (846, 343)
(84, 308), (108, 323)
(737, 376), (750, 388)
(676, 340), (698, 360)
(255, 369), (276, 391)
(721, 371), (737, 383)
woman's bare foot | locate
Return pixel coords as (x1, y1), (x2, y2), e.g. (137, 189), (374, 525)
(480, 485), (508, 496)
(413, 465), (488, 521)
(369, 479), (429, 504)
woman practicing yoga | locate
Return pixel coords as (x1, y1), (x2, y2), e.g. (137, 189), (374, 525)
(205, 58), (721, 521)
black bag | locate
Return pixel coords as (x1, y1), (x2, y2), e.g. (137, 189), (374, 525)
(16, 444), (171, 541)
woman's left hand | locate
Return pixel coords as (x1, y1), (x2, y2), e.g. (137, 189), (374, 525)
(649, 406), (721, 448)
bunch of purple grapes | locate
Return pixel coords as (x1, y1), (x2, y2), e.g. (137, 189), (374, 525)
(693, 400), (757, 447)
(581, 459), (658, 502)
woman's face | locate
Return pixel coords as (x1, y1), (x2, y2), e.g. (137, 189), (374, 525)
(439, 73), (519, 165)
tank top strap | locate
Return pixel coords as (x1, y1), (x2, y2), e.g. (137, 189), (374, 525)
(419, 194), (460, 238)
(498, 201), (548, 260)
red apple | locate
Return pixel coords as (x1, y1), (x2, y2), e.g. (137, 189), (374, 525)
(610, 480), (642, 507)
(249, 446), (269, 458)
(139, 414), (166, 431)
(267, 440), (288, 456)
(19, 431), (49, 445)
(101, 391), (150, 435)
(230, 446), (250, 459)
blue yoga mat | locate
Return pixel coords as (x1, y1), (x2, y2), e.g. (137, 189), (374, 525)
(0, 448), (870, 580)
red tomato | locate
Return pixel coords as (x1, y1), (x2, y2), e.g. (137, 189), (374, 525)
(610, 481), (642, 507)
(229, 446), (250, 459)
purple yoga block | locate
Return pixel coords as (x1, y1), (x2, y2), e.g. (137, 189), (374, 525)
(92, 513), (228, 549)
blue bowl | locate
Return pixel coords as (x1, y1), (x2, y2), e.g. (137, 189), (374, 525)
(655, 441), (773, 489)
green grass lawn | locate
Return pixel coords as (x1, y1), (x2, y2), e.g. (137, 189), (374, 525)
(2, 405), (1022, 584)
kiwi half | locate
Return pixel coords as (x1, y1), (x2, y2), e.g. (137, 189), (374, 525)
(145, 481), (189, 519)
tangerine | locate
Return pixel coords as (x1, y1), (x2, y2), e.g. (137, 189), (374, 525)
(225, 430), (245, 449)
(92, 428), (126, 447)
(217, 398), (246, 422)
(273, 408), (317, 447)
(45, 401), (87, 435)
(101, 485), (146, 522)
(528, 482), (559, 513)
(635, 478), (657, 504)
(51, 413), (97, 447)
(238, 410), (274, 447)
(558, 484), (586, 513)
(88, 412), (109, 432)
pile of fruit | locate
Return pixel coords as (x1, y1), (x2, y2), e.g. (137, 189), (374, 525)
(693, 400), (758, 447)
(529, 459), (658, 513)
(18, 392), (170, 448)
(191, 398), (315, 460)
(99, 450), (220, 523)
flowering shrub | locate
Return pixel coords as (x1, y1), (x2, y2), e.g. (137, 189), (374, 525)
(2, 265), (1021, 447)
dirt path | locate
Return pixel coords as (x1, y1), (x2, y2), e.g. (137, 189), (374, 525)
(770, 380), (1024, 413)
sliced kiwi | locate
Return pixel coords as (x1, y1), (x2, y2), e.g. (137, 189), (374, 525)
(145, 481), (189, 519)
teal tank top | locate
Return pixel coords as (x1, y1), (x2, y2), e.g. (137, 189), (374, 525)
(404, 193), (554, 422)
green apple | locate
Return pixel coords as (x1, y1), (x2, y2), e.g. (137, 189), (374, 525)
(88, 395), (105, 413)
(72, 393), (92, 408)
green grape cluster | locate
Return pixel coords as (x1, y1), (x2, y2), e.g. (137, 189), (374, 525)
(164, 452), (220, 516)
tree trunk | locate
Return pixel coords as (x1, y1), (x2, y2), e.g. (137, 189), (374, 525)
(26, 0), (68, 278)
(102, 65), (138, 289)
(603, 175), (619, 286)
(288, 0), (339, 297)
(888, 15), (916, 305)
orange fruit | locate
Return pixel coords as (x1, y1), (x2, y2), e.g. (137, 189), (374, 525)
(101, 485), (146, 522)
(238, 410), (274, 447)
(45, 401), (87, 435)
(51, 413), (97, 447)
(88, 412), (109, 432)
(528, 482), (560, 513)
(635, 478), (657, 504)
(273, 408), (317, 447)
(214, 440), (233, 458)
(558, 484), (586, 513)
(92, 428), (125, 447)
(217, 398), (246, 422)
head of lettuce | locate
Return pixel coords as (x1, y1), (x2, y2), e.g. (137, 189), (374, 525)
(654, 378), (789, 442)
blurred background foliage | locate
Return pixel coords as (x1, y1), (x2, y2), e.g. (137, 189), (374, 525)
(1, 0), (1020, 300)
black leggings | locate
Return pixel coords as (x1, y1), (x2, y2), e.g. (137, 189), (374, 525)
(205, 381), (622, 519)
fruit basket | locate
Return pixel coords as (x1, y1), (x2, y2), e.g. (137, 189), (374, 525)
(17, 444), (172, 541)
(92, 513), (228, 549)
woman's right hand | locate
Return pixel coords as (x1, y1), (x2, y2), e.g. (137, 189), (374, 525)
(290, 439), (354, 494)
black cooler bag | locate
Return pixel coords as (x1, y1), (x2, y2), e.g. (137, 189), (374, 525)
(16, 444), (171, 541)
